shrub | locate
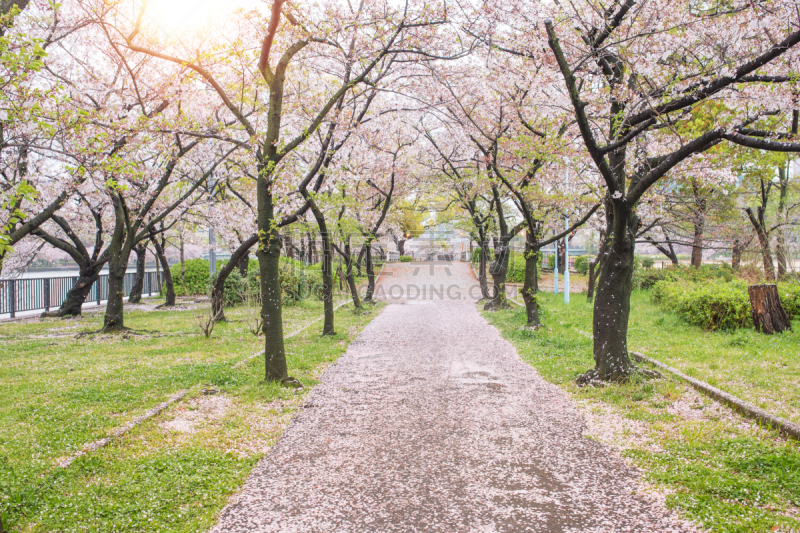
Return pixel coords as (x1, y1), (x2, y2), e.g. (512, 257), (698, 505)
(573, 255), (589, 275)
(637, 269), (668, 290)
(652, 279), (752, 331)
(641, 256), (654, 269)
(546, 254), (556, 269)
(171, 258), (210, 295)
(778, 282), (800, 320)
(399, 255), (413, 262)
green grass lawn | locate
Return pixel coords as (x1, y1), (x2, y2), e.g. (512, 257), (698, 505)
(485, 290), (800, 533)
(0, 297), (382, 532)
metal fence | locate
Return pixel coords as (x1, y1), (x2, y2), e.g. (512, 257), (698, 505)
(0, 271), (163, 318)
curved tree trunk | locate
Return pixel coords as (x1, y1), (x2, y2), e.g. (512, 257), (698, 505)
(43, 262), (104, 318)
(212, 235), (257, 322)
(238, 251), (250, 277)
(150, 234), (175, 307)
(128, 244), (148, 304)
(342, 241), (362, 309)
(583, 203), (638, 383)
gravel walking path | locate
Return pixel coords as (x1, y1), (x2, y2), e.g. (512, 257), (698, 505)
(212, 263), (691, 533)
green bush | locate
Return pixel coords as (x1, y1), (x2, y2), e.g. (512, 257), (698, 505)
(399, 255), (413, 262)
(170, 258), (210, 295)
(546, 254), (556, 269)
(641, 256), (654, 269)
(778, 282), (800, 320)
(573, 255), (589, 275)
(637, 269), (668, 290)
(652, 279), (752, 331)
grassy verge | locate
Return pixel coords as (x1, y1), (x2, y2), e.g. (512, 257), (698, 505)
(484, 290), (800, 533)
(0, 298), (382, 532)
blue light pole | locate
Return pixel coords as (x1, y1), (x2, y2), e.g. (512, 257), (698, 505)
(554, 243), (559, 294)
(564, 218), (570, 304)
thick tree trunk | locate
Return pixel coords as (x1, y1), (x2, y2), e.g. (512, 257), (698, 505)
(521, 237), (541, 327)
(102, 259), (128, 332)
(748, 284), (792, 334)
(583, 204), (638, 382)
(484, 245), (510, 311)
(150, 234), (175, 306)
(397, 239), (406, 256)
(128, 244), (148, 304)
(43, 262), (104, 317)
(557, 240), (566, 274)
(258, 231), (288, 381)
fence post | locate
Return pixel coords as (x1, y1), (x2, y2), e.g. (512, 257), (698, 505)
(97, 277), (102, 305)
(44, 278), (50, 311)
(9, 279), (15, 318)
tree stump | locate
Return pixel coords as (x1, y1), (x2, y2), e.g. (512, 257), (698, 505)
(747, 284), (792, 334)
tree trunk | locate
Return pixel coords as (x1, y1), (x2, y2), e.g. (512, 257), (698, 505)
(102, 258), (128, 332)
(776, 233), (788, 279)
(307, 231), (316, 264)
(587, 259), (597, 302)
(128, 244), (148, 304)
(558, 239), (566, 274)
(397, 239), (406, 256)
(258, 231), (288, 381)
(365, 244), (376, 302)
(316, 225), (335, 335)
(238, 251), (250, 277)
(180, 234), (186, 287)
(284, 234), (294, 259)
(478, 242), (490, 299)
(732, 239), (744, 270)
(583, 203), (638, 382)
(691, 217), (704, 268)
(150, 233), (175, 306)
(43, 261), (104, 317)
(521, 236), (541, 327)
(343, 242), (362, 309)
(484, 245), (510, 311)
(101, 199), (131, 333)
(212, 235), (257, 322)
(748, 284), (792, 334)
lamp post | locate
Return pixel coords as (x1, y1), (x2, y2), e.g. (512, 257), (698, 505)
(564, 163), (570, 304)
(554, 241), (559, 294)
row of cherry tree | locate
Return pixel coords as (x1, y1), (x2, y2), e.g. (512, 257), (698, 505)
(2, 0), (800, 386)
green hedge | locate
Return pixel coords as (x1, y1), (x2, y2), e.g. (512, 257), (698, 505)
(574, 255), (589, 275)
(171, 258), (210, 296)
(399, 255), (413, 262)
(652, 279), (800, 331)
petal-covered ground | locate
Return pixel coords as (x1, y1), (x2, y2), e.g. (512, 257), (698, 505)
(212, 263), (691, 533)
